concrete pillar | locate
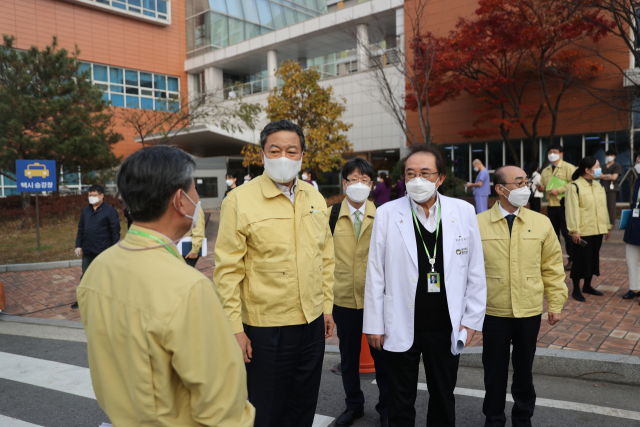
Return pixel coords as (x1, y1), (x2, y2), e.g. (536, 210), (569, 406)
(204, 67), (223, 93)
(267, 50), (278, 90)
(357, 24), (369, 71)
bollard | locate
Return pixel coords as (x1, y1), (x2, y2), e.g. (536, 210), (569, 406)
(359, 333), (375, 373)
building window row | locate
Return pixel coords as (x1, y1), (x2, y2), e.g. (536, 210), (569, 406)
(80, 0), (170, 21)
(79, 62), (180, 111)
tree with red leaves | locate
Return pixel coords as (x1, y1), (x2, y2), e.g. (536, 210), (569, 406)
(410, 0), (613, 165)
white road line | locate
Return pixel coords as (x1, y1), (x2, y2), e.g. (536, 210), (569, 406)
(0, 352), (335, 426)
(0, 352), (95, 399)
(376, 380), (640, 421)
(0, 415), (42, 427)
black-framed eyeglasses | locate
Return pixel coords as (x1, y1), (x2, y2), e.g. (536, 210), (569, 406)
(502, 179), (532, 189)
(405, 171), (439, 180)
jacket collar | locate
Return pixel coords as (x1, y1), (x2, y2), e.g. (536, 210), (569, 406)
(339, 198), (375, 218)
(259, 172), (300, 199)
(489, 200), (529, 223)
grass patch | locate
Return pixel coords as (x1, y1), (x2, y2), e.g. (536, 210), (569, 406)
(0, 216), (128, 265)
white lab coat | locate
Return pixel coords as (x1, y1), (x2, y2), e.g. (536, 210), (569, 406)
(363, 195), (487, 355)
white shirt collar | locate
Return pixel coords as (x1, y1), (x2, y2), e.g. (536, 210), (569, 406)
(346, 199), (366, 223)
(272, 178), (297, 204)
(498, 202), (520, 218)
(408, 193), (440, 233)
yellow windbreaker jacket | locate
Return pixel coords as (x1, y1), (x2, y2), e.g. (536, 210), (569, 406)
(328, 199), (376, 309)
(477, 204), (568, 317)
(77, 225), (254, 427)
(214, 173), (335, 334)
(565, 176), (611, 237)
(540, 159), (576, 207)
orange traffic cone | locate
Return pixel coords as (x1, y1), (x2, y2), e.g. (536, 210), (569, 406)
(0, 281), (5, 312)
(359, 333), (376, 373)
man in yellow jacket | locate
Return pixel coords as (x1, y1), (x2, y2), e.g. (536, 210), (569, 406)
(214, 120), (335, 427)
(478, 165), (567, 427)
(184, 205), (205, 267)
(538, 144), (576, 270)
(77, 145), (254, 427)
(328, 158), (388, 427)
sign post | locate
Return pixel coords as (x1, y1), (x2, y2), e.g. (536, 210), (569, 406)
(16, 160), (57, 255)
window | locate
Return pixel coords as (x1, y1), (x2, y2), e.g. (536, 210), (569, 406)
(72, 0), (170, 21)
(196, 177), (219, 198)
(80, 62), (180, 111)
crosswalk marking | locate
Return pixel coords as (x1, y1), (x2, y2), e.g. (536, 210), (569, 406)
(0, 415), (42, 427)
(0, 352), (335, 427)
(374, 380), (640, 421)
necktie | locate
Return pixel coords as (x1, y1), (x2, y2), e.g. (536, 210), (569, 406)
(506, 214), (516, 235)
(354, 211), (362, 241)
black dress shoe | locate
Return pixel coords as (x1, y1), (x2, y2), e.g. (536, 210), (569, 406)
(564, 261), (573, 271)
(583, 286), (603, 296)
(335, 409), (365, 426)
(70, 301), (79, 309)
(380, 415), (389, 427)
(622, 290), (640, 299)
(572, 290), (586, 302)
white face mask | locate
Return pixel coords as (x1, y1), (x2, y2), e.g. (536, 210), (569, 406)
(605, 156), (614, 164)
(406, 176), (439, 203)
(501, 185), (530, 207)
(377, 177), (383, 183)
(548, 153), (560, 163)
(473, 167), (479, 172)
(301, 173), (309, 181)
(88, 196), (100, 205)
(263, 155), (303, 184)
(225, 179), (234, 187)
(635, 164), (640, 174)
(174, 191), (201, 229)
(346, 182), (371, 203)
(244, 175), (251, 182)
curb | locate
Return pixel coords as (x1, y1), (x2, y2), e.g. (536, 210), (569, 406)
(0, 312), (84, 329)
(459, 346), (640, 386)
(0, 260), (82, 273)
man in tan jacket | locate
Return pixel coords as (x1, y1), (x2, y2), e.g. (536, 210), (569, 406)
(478, 165), (567, 427)
(328, 158), (388, 427)
(77, 145), (254, 427)
(214, 120), (335, 427)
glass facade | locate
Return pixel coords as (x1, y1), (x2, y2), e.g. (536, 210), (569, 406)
(186, 0), (327, 57)
(79, 62), (180, 111)
(87, 0), (169, 20)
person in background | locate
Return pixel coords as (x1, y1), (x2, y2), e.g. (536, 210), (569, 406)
(244, 172), (255, 182)
(539, 145), (576, 270)
(214, 120), (335, 427)
(565, 156), (611, 302)
(623, 154), (640, 303)
(184, 205), (206, 268)
(329, 157), (388, 427)
(225, 171), (238, 198)
(302, 168), (319, 190)
(477, 166), (567, 427)
(529, 164), (543, 213)
(600, 149), (622, 227)
(77, 145), (255, 427)
(364, 144), (486, 427)
(72, 184), (121, 309)
(372, 172), (392, 205)
(396, 169), (406, 199)
(465, 159), (491, 213)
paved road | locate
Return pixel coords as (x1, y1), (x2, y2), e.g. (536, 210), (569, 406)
(1, 322), (640, 427)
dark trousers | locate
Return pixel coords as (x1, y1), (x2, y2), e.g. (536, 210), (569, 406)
(244, 314), (325, 427)
(384, 330), (459, 427)
(81, 252), (98, 275)
(547, 206), (573, 262)
(482, 315), (541, 427)
(529, 197), (541, 213)
(333, 305), (388, 416)
(606, 192), (617, 226)
(183, 255), (199, 267)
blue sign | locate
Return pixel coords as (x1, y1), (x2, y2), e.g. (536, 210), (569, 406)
(16, 160), (57, 193)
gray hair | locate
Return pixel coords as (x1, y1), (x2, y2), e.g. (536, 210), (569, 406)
(117, 145), (196, 222)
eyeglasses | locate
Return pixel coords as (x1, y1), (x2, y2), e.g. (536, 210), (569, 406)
(345, 178), (372, 185)
(405, 171), (439, 180)
(502, 179), (532, 189)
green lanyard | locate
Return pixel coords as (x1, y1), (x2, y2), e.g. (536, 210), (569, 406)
(127, 229), (181, 260)
(410, 203), (441, 273)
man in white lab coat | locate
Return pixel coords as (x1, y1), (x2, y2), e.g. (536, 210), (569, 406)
(363, 144), (487, 427)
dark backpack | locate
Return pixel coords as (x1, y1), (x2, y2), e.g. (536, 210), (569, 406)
(329, 201), (381, 235)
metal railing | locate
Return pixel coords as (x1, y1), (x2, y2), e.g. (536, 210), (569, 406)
(223, 78), (270, 99)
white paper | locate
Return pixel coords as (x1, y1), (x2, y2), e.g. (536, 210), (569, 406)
(456, 328), (468, 354)
(177, 237), (208, 257)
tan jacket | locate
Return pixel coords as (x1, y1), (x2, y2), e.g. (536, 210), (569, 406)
(328, 199), (376, 309)
(77, 225), (254, 427)
(213, 173), (335, 334)
(540, 159), (576, 207)
(189, 206), (206, 255)
(477, 203), (568, 317)
(565, 176), (611, 237)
